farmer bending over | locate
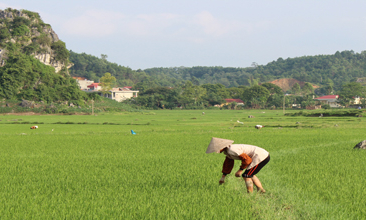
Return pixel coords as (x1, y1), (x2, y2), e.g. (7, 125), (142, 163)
(206, 137), (270, 193)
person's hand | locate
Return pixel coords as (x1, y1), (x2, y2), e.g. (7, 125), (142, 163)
(219, 177), (225, 185)
(235, 170), (243, 177)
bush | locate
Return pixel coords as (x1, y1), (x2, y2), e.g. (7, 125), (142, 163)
(11, 24), (30, 36)
(36, 34), (51, 46)
(51, 40), (69, 62)
(0, 28), (10, 40)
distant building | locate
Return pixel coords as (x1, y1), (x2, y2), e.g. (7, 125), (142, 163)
(314, 95), (342, 108)
(75, 79), (139, 102)
(353, 96), (362, 105)
(87, 83), (102, 91)
(107, 87), (139, 102)
(73, 77), (94, 90)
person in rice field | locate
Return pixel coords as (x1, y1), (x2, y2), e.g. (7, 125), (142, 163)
(206, 137), (270, 193)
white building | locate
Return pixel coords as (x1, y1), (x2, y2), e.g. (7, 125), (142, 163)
(86, 83), (139, 102)
(314, 95), (342, 108)
(73, 77), (94, 90)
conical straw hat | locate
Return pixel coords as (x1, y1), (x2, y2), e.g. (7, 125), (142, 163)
(206, 137), (234, 154)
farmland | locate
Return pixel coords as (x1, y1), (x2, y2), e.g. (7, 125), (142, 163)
(0, 110), (365, 219)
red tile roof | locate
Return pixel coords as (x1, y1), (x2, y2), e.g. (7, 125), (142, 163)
(87, 83), (100, 88)
(314, 95), (338, 100)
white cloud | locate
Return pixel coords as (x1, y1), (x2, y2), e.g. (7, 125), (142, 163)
(61, 10), (125, 38)
(123, 13), (182, 37)
(194, 11), (231, 37)
(58, 9), (272, 44)
(118, 10), (272, 43)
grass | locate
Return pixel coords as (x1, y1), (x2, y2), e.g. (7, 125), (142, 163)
(0, 109), (365, 219)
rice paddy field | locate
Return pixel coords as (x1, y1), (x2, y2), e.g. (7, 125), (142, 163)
(0, 109), (365, 219)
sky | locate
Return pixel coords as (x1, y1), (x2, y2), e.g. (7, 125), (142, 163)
(1, 0), (366, 70)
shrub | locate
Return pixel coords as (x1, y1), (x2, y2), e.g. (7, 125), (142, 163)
(51, 40), (69, 62)
(36, 34), (51, 46)
(12, 24), (30, 36)
(0, 28), (10, 40)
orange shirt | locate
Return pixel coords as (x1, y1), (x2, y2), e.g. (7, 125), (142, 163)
(222, 144), (269, 174)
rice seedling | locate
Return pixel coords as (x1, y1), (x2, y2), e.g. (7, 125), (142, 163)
(0, 110), (364, 219)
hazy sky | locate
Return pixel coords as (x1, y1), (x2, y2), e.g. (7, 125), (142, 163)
(2, 0), (366, 70)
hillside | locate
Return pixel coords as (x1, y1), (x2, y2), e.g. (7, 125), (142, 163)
(0, 8), (87, 103)
(269, 78), (319, 92)
(140, 51), (366, 91)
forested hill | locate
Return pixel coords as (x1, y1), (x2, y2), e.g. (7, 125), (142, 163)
(143, 50), (366, 91)
(70, 50), (366, 92)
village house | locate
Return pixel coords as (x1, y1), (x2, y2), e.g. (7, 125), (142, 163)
(314, 95), (342, 108)
(72, 77), (94, 90)
(85, 83), (139, 102)
(74, 78), (139, 102)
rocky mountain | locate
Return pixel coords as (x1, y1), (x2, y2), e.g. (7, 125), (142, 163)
(0, 8), (71, 72)
(0, 8), (88, 103)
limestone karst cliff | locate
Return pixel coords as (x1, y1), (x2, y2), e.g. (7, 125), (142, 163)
(0, 8), (86, 102)
(0, 8), (71, 73)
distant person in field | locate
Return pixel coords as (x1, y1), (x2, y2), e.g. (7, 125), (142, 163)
(206, 137), (270, 193)
(255, 125), (263, 129)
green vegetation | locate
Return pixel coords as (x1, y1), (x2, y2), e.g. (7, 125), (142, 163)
(69, 50), (366, 109)
(0, 110), (365, 219)
(140, 51), (366, 92)
(0, 96), (143, 114)
(0, 8), (91, 104)
(99, 72), (116, 94)
(285, 109), (363, 117)
(51, 41), (69, 62)
(69, 51), (148, 86)
(0, 44), (85, 102)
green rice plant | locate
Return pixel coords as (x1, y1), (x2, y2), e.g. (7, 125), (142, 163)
(0, 110), (365, 219)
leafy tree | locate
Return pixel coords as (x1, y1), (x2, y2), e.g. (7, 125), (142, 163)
(180, 81), (206, 107)
(266, 93), (284, 108)
(51, 41), (69, 62)
(339, 82), (365, 105)
(261, 83), (283, 95)
(201, 83), (229, 106)
(302, 82), (314, 96)
(242, 85), (270, 108)
(291, 83), (301, 95)
(100, 72), (116, 94)
(101, 54), (108, 61)
(227, 87), (245, 99)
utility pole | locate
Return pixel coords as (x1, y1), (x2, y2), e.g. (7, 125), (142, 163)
(92, 99), (94, 115)
(283, 94), (285, 115)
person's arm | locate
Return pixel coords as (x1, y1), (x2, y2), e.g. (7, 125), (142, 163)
(235, 153), (252, 177)
(220, 157), (234, 184)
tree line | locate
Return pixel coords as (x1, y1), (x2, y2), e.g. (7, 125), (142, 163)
(70, 50), (366, 96)
(123, 80), (366, 109)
